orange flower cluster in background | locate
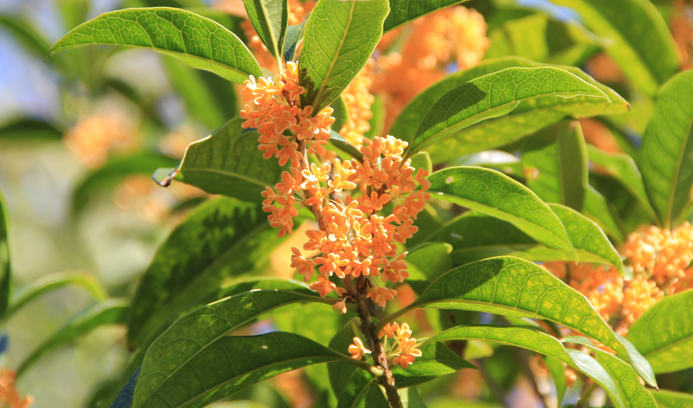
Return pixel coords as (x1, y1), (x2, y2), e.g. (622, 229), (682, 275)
(0, 370), (32, 408)
(544, 222), (693, 334)
(672, 0), (693, 69)
(339, 62), (375, 147)
(371, 6), (489, 127)
(64, 113), (138, 168)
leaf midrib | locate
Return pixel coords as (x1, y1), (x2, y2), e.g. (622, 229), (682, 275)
(642, 332), (693, 361)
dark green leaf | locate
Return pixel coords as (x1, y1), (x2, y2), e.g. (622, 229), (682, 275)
(626, 289), (693, 374)
(391, 342), (476, 387)
(586, 144), (658, 223)
(641, 70), (693, 227)
(283, 20), (306, 62)
(110, 368), (140, 408)
(158, 117), (282, 203)
(405, 243), (452, 294)
(126, 197), (280, 349)
(650, 390), (693, 408)
(0, 118), (63, 141)
(427, 167), (574, 252)
(132, 332), (342, 408)
(336, 369), (377, 408)
(427, 325), (628, 408)
(383, 0), (468, 32)
(299, 0), (389, 113)
(328, 319), (364, 398)
(404, 66), (610, 158)
(242, 0), (288, 63)
(72, 153), (178, 215)
(48, 8), (262, 83)
(17, 299), (128, 377)
(390, 57), (627, 163)
(329, 131), (364, 161)
(0, 192), (9, 319)
(331, 95), (349, 134)
(549, 0), (681, 96)
(583, 185), (625, 243)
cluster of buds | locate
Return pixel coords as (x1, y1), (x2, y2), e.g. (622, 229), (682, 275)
(348, 322), (423, 369)
(0, 370), (32, 408)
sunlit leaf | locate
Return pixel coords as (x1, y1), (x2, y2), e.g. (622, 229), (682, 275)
(650, 389), (693, 408)
(641, 70), (693, 228)
(427, 167), (573, 252)
(0, 192), (10, 319)
(242, 0), (288, 64)
(299, 0), (389, 113)
(583, 185), (625, 244)
(48, 8), (262, 83)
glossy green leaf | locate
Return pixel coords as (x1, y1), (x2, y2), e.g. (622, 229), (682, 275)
(390, 57), (627, 163)
(403, 66), (610, 159)
(547, 203), (625, 276)
(185, 8), (248, 43)
(383, 0), (468, 32)
(72, 153), (178, 214)
(126, 197), (281, 349)
(583, 185), (625, 244)
(299, 0), (389, 113)
(48, 8), (262, 83)
(4, 271), (108, 323)
(331, 95), (349, 134)
(391, 342), (476, 387)
(425, 325), (627, 408)
(650, 390), (693, 408)
(563, 336), (658, 407)
(133, 332), (342, 408)
(587, 144), (658, 223)
(427, 166), (574, 252)
(134, 290), (337, 408)
(17, 299), (128, 377)
(0, 192), (9, 319)
(522, 120), (588, 211)
(0, 118), (63, 141)
(549, 0), (681, 96)
(156, 118), (282, 203)
(641, 70), (693, 228)
(242, 0), (288, 64)
(626, 290), (693, 374)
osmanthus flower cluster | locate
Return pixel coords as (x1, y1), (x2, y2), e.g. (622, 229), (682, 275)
(0, 370), (33, 408)
(240, 62), (431, 369)
(544, 222), (693, 334)
(348, 322), (423, 369)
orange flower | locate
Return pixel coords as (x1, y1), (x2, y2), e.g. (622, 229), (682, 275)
(0, 369), (33, 408)
(348, 337), (371, 360)
(290, 247), (315, 281)
(367, 287), (398, 308)
(378, 322), (400, 339)
(392, 337), (423, 369)
(622, 275), (663, 324)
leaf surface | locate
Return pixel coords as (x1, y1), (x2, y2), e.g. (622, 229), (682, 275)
(299, 0), (389, 113)
(110, 368), (140, 408)
(383, 0), (468, 32)
(242, 0), (288, 63)
(641, 70), (693, 227)
(0, 118), (63, 141)
(651, 390), (693, 408)
(427, 166), (573, 252)
(48, 7), (262, 83)
(583, 185), (624, 244)
(390, 342), (476, 387)
(0, 193), (9, 319)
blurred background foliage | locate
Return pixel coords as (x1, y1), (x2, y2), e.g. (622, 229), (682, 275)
(1, 0), (693, 407)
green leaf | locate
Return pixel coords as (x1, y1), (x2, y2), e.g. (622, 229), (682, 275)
(563, 336), (658, 407)
(425, 325), (628, 408)
(336, 369), (377, 408)
(405, 243), (452, 294)
(0, 15), (50, 57)
(391, 342), (476, 387)
(586, 144), (658, 223)
(403, 66), (611, 159)
(547, 203), (625, 276)
(641, 70), (693, 228)
(583, 185), (625, 244)
(331, 95), (349, 134)
(427, 166), (574, 252)
(283, 19), (306, 62)
(329, 131), (364, 161)
(126, 197), (280, 349)
(522, 120), (588, 211)
(383, 0), (468, 32)
(17, 299), (128, 377)
(48, 7), (262, 83)
(390, 57), (627, 163)
(111, 368), (140, 408)
(134, 290), (337, 408)
(0, 118), (63, 141)
(72, 153), (178, 215)
(549, 0), (681, 96)
(299, 0), (389, 113)
(4, 271), (108, 322)
(410, 152), (432, 175)
(328, 319), (364, 397)
(392, 257), (629, 359)
(133, 332), (342, 408)
(626, 289), (693, 374)
(0, 192), (10, 319)
(365, 95), (385, 140)
(650, 390), (693, 408)
(157, 118), (282, 203)
(242, 0), (288, 64)
(544, 356), (567, 406)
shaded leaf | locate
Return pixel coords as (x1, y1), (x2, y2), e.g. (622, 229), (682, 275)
(586, 144), (657, 223)
(132, 332), (342, 408)
(126, 197), (281, 349)
(626, 289), (693, 374)
(0, 192), (9, 319)
(391, 342), (476, 387)
(641, 70), (693, 227)
(299, 0), (389, 113)
(0, 118), (63, 141)
(18, 299), (128, 377)
(331, 95), (349, 134)
(48, 8), (262, 83)
(158, 117), (282, 203)
(427, 166), (573, 252)
(383, 0), (469, 32)
(544, 356), (567, 406)
(73, 153), (178, 215)
(110, 368), (140, 408)
(242, 0), (288, 63)
(583, 185), (625, 244)
(329, 131), (364, 161)
(549, 0), (680, 96)
(336, 369), (378, 408)
(405, 243), (452, 294)
(283, 20), (306, 62)
(650, 390), (693, 408)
